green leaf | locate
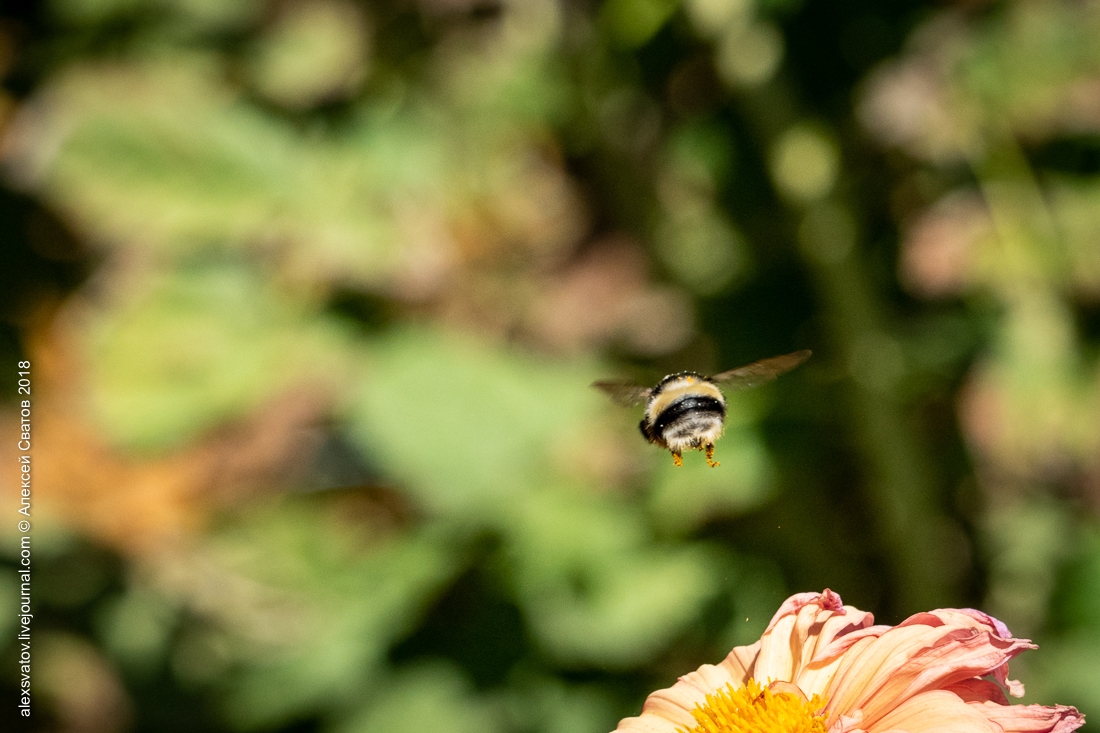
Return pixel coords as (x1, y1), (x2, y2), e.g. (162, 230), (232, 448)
(247, 0), (369, 109)
(84, 263), (351, 452)
(601, 0), (680, 48)
(504, 487), (720, 666)
(345, 327), (603, 517)
(211, 502), (459, 728)
(336, 662), (501, 733)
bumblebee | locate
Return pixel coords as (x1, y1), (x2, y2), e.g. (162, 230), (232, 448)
(593, 350), (811, 467)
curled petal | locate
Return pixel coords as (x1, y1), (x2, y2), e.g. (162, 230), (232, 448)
(769, 679), (810, 703)
(904, 609), (1032, 697)
(889, 627), (1034, 704)
(798, 634), (878, 701)
(953, 608), (1015, 640)
(766, 589), (846, 634)
(869, 690), (1000, 733)
(825, 624), (950, 723)
(829, 708), (866, 733)
(757, 589), (873, 685)
(969, 701), (1085, 733)
(946, 679), (1010, 706)
(814, 625), (892, 663)
(628, 682), (706, 730)
(825, 612), (1038, 728)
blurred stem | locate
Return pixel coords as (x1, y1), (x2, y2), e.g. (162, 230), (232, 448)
(796, 199), (959, 611)
(971, 122), (1068, 298)
(734, 83), (963, 612)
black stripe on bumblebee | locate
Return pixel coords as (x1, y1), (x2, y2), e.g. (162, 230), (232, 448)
(593, 350), (811, 467)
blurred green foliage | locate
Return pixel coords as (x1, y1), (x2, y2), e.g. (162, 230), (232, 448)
(2, 0), (1100, 731)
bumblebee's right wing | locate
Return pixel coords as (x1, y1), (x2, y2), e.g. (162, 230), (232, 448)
(591, 380), (652, 407)
(709, 350), (812, 391)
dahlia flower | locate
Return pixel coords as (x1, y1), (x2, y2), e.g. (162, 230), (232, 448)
(616, 589), (1083, 733)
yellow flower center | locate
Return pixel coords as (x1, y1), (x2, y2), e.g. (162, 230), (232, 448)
(679, 679), (828, 733)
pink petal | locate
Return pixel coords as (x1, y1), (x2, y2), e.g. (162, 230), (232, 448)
(616, 649), (755, 732)
(757, 589), (872, 685)
(907, 609), (1032, 697)
(829, 708), (866, 733)
(968, 701), (1085, 733)
(616, 716), (684, 733)
(867, 690), (1000, 733)
(766, 589), (845, 634)
(888, 628), (1032, 701)
(797, 601), (876, 671)
(825, 624), (950, 723)
(757, 611), (802, 681)
(946, 679), (1010, 706)
(798, 634), (878, 701)
(720, 640), (761, 686)
(954, 608), (1015, 640)
(825, 610), (1037, 728)
(814, 625), (893, 663)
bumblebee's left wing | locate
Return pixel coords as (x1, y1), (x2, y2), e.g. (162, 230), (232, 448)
(709, 350), (811, 391)
(591, 380), (652, 407)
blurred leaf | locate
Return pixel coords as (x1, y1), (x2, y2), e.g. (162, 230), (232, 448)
(647, 424), (773, 534)
(336, 662), (500, 733)
(960, 1), (1100, 138)
(684, 0), (751, 39)
(601, 0), (680, 48)
(499, 674), (616, 733)
(9, 50), (580, 294)
(98, 586), (178, 674)
(504, 486), (720, 667)
(1053, 526), (1100, 630)
(206, 502), (459, 728)
(346, 327), (603, 517)
(10, 57), (405, 282)
(0, 570), (19, 641)
(84, 263), (352, 452)
(248, 0), (369, 109)
(51, 0), (262, 28)
(715, 21), (785, 88)
(436, 3), (570, 130)
(1033, 632), (1100, 725)
(666, 120), (737, 189)
(981, 501), (1074, 635)
(654, 198), (747, 296)
(34, 632), (132, 733)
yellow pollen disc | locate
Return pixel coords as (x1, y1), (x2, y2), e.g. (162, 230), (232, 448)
(678, 679), (828, 733)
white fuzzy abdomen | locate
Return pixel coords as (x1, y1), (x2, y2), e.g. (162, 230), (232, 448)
(661, 413), (725, 453)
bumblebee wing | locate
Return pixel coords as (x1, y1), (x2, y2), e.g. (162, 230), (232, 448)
(591, 380), (653, 407)
(709, 350), (812, 391)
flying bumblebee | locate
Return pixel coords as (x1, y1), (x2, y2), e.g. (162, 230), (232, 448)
(593, 350), (811, 467)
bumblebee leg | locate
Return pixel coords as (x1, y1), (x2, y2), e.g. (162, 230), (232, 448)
(671, 450), (683, 467)
(705, 443), (719, 468)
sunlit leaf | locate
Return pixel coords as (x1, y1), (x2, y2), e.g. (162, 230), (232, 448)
(346, 327), (603, 516)
(83, 263), (352, 452)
